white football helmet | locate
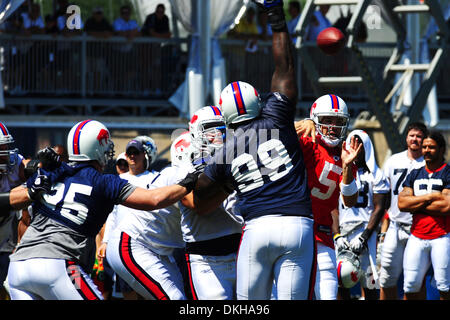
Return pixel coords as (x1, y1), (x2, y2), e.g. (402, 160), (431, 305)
(170, 131), (195, 168)
(134, 135), (158, 170)
(310, 94), (350, 147)
(67, 120), (114, 167)
(189, 106), (226, 155)
(0, 122), (19, 174)
(336, 249), (362, 289)
(219, 81), (262, 126)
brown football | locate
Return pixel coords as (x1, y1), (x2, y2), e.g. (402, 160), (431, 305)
(316, 27), (345, 55)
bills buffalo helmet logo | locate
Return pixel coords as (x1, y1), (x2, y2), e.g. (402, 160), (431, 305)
(175, 138), (190, 151)
(97, 129), (109, 146)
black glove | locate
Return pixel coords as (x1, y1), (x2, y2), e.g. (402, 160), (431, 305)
(177, 171), (201, 193)
(28, 169), (52, 201)
(37, 147), (61, 170)
(24, 159), (41, 179)
(252, 0), (286, 32)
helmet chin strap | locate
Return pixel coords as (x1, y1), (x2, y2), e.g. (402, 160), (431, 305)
(319, 132), (341, 147)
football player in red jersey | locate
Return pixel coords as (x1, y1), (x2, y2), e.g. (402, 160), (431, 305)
(295, 94), (361, 300)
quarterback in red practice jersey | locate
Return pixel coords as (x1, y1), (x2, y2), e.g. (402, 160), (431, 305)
(296, 94), (360, 300)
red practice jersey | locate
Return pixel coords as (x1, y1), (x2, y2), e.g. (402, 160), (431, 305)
(299, 136), (351, 248)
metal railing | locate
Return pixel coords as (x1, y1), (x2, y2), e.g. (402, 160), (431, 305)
(0, 34), (187, 98)
(1, 34), (449, 116)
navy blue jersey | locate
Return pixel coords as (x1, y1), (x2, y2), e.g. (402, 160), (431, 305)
(403, 163), (450, 195)
(204, 92), (312, 221)
(27, 163), (133, 237)
(402, 163), (450, 239)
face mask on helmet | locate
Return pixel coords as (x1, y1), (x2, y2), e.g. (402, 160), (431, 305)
(336, 249), (362, 289)
(0, 122), (19, 175)
(67, 120), (115, 168)
(310, 94), (350, 147)
(189, 106), (226, 157)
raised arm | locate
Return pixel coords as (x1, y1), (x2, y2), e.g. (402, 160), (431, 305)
(257, 0), (297, 101)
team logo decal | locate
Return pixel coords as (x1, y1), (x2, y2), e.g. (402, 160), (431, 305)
(97, 129), (109, 146)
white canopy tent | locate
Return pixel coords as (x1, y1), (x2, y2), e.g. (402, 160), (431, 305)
(167, 0), (248, 118)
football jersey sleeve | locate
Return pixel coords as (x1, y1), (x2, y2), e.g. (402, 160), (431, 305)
(402, 168), (418, 189)
(373, 170), (390, 194)
(95, 173), (135, 204)
(260, 92), (296, 126)
(203, 146), (229, 184)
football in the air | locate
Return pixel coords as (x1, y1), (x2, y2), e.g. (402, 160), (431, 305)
(316, 27), (345, 55)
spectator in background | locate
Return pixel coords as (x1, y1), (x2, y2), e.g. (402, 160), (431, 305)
(44, 14), (58, 34)
(84, 7), (113, 93)
(228, 7), (259, 40)
(256, 9), (272, 40)
(113, 5), (140, 40)
(287, 1), (301, 42)
(142, 3), (171, 38)
(112, 5), (140, 92)
(21, 3), (45, 34)
(228, 7), (260, 53)
(115, 152), (129, 174)
(54, 0), (69, 20)
(306, 5), (331, 41)
(85, 6), (113, 38)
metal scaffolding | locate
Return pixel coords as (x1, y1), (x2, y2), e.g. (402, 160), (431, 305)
(295, 0), (449, 154)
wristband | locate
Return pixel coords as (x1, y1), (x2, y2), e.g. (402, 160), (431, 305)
(333, 233), (341, 241)
(266, 5), (287, 32)
(340, 179), (358, 196)
(360, 228), (371, 241)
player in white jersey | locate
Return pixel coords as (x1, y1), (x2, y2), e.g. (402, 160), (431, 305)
(173, 106), (243, 300)
(0, 122), (27, 299)
(379, 122), (427, 300)
(338, 130), (389, 300)
(105, 138), (188, 300)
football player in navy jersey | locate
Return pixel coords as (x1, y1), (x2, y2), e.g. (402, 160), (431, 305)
(398, 131), (450, 300)
(183, 0), (315, 300)
(1, 120), (197, 300)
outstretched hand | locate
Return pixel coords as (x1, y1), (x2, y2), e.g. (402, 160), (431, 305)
(37, 147), (61, 170)
(341, 135), (362, 167)
(27, 169), (52, 201)
(294, 119), (316, 143)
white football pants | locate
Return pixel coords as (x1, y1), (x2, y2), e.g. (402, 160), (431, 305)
(314, 241), (338, 300)
(8, 258), (102, 300)
(403, 233), (450, 293)
(185, 252), (237, 300)
(236, 215), (315, 300)
(107, 231), (186, 300)
(379, 221), (410, 288)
